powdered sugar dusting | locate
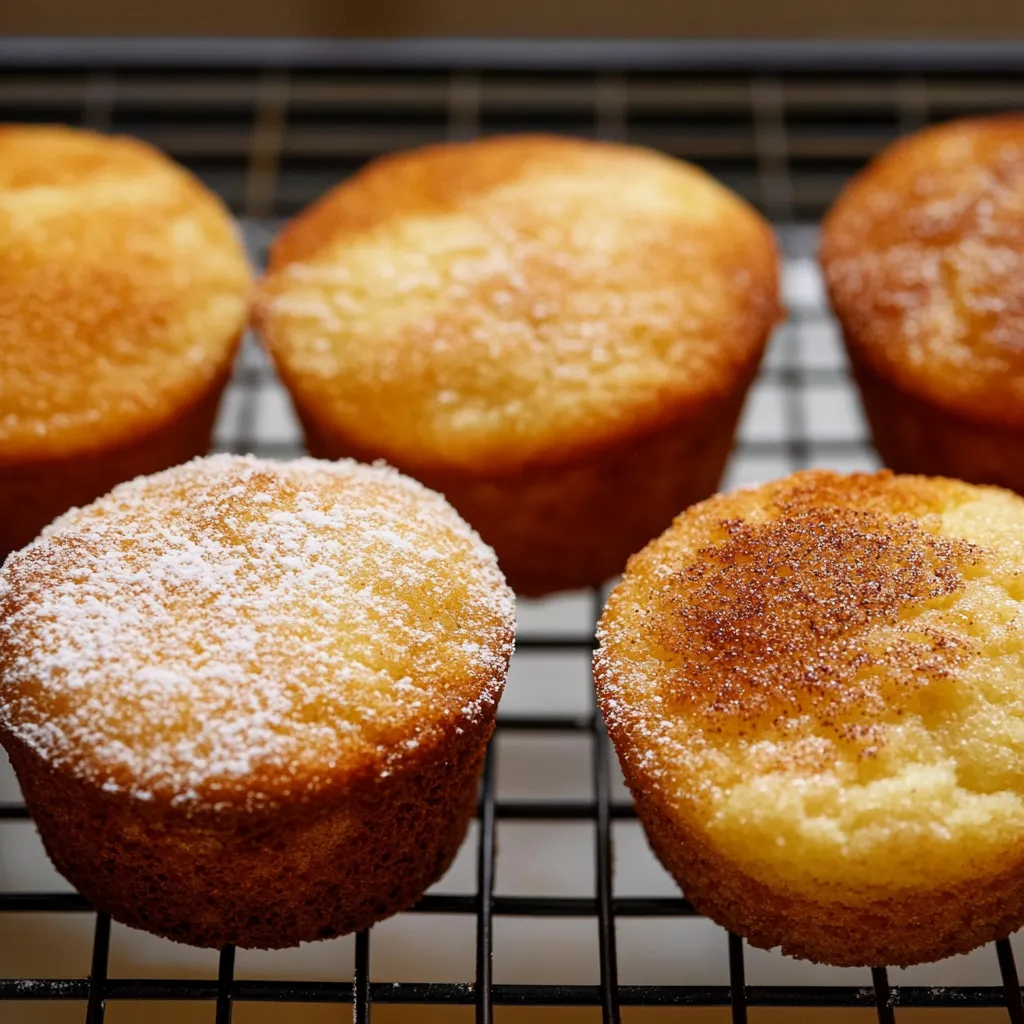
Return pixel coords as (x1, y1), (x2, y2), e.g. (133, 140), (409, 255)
(0, 454), (514, 810)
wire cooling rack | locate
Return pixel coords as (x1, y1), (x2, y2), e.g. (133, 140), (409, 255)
(2, 38), (1024, 1024)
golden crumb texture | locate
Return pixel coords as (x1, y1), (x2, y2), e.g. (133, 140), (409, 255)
(821, 115), (1024, 429)
(0, 124), (252, 462)
(596, 469), (1024, 965)
(0, 455), (514, 947)
(255, 134), (780, 473)
(0, 454), (515, 812)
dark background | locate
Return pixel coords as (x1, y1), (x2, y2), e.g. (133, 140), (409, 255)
(4, 0), (1024, 38)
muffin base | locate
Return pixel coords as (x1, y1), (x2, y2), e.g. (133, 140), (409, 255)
(4, 712), (490, 949)
(0, 362), (236, 564)
(847, 344), (1024, 496)
(297, 362), (759, 597)
(633, 787), (1024, 967)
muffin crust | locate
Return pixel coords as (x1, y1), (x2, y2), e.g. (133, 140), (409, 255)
(596, 469), (1024, 965)
(0, 455), (514, 947)
(256, 135), (780, 593)
(0, 125), (251, 557)
(821, 116), (1024, 491)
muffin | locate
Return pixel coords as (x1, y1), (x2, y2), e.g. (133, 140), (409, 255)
(596, 468), (1024, 967)
(0, 454), (514, 949)
(821, 115), (1024, 494)
(255, 134), (781, 595)
(0, 125), (251, 562)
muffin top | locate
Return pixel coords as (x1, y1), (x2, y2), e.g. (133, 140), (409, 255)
(0, 455), (514, 812)
(0, 125), (251, 463)
(596, 470), (1024, 892)
(256, 135), (780, 472)
(821, 115), (1024, 427)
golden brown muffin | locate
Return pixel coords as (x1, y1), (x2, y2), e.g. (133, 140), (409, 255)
(0, 125), (251, 562)
(596, 469), (1024, 967)
(255, 135), (781, 595)
(0, 454), (514, 949)
(821, 115), (1024, 494)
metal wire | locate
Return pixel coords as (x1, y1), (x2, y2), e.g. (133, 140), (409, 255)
(5, 976), (1024, 1008)
(591, 594), (621, 1024)
(475, 744), (498, 1024)
(84, 913), (110, 1024)
(1, 42), (1024, 1023)
(997, 938), (1024, 1024)
(871, 967), (895, 1024)
(215, 945), (236, 1024)
(353, 930), (371, 1024)
(3, 672), (1022, 1020)
(728, 932), (748, 1024)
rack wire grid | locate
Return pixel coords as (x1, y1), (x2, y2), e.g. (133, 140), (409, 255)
(3, 38), (1024, 1024)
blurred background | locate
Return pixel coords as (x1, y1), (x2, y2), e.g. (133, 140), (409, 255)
(3, 4), (1024, 1024)
(5, 1), (1024, 38)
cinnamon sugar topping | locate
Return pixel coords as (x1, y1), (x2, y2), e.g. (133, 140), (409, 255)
(651, 507), (976, 732)
(596, 470), (1024, 892)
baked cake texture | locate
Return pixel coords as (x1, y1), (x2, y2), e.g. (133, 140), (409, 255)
(596, 469), (1024, 966)
(0, 125), (251, 560)
(822, 115), (1024, 494)
(255, 134), (781, 594)
(0, 454), (514, 948)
